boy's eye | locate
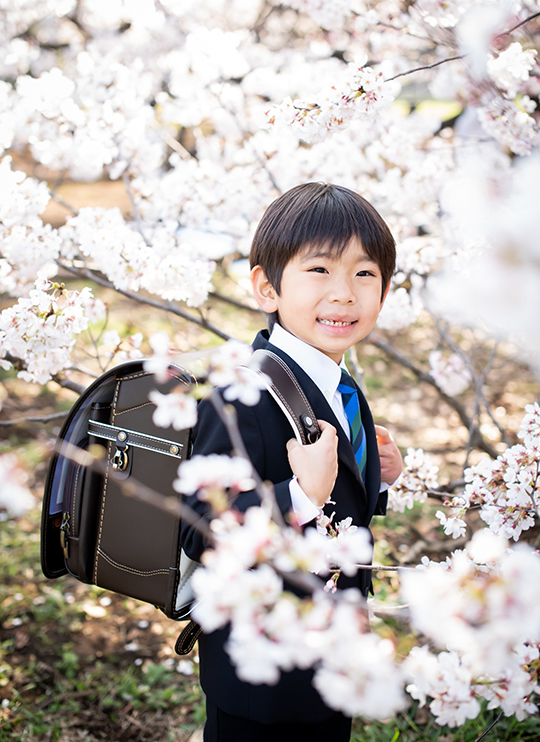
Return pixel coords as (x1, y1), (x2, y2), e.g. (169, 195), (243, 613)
(357, 270), (376, 277)
(307, 266), (328, 274)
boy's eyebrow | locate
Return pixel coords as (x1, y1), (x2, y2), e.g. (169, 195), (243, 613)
(300, 248), (378, 264)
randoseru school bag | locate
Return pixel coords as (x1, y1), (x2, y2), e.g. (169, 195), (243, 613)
(40, 351), (320, 627)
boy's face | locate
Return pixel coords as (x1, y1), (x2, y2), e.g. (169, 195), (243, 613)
(251, 239), (388, 363)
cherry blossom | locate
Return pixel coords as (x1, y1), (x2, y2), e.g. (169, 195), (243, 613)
(173, 454), (256, 498)
(208, 340), (269, 406)
(1, 0), (540, 727)
(387, 448), (439, 513)
(401, 530), (540, 676)
(149, 389), (198, 431)
(429, 350), (471, 396)
(440, 406), (540, 541)
(0, 277), (92, 383)
(404, 647), (480, 728)
(268, 56), (399, 143)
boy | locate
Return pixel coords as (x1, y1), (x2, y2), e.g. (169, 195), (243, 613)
(181, 182), (402, 742)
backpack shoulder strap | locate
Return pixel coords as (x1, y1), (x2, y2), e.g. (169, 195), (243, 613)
(248, 349), (321, 445)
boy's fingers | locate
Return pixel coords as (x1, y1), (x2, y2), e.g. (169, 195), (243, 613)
(317, 419), (337, 438)
(375, 424), (392, 444)
(286, 438), (300, 454)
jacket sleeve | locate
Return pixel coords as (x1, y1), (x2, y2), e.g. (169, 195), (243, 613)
(180, 393), (294, 562)
(373, 490), (388, 516)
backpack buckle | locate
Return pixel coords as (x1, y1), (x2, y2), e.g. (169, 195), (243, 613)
(112, 446), (129, 472)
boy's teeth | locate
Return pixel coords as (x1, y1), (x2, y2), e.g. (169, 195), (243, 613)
(319, 319), (352, 326)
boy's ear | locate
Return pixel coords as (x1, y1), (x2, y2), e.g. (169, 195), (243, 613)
(251, 265), (278, 313)
(380, 281), (391, 308)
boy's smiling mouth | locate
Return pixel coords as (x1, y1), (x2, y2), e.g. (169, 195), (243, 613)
(317, 318), (357, 326)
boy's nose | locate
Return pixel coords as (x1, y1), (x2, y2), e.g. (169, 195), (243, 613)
(328, 277), (355, 303)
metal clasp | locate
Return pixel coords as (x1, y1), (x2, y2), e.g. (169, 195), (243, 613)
(301, 414), (320, 444)
(112, 446), (129, 471)
(60, 512), (70, 559)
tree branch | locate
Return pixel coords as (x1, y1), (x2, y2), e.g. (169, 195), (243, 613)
(149, 118), (193, 161)
(209, 291), (260, 314)
(122, 172), (149, 245)
(497, 10), (540, 37)
(50, 193), (79, 218)
(385, 55), (463, 82)
(3, 353), (85, 395)
(0, 411), (68, 427)
(474, 711), (504, 742)
(57, 261), (235, 342)
(385, 11), (540, 84)
(368, 333), (498, 458)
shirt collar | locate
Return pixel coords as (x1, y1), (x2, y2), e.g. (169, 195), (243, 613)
(269, 323), (344, 399)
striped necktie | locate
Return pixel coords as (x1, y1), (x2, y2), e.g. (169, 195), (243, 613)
(337, 369), (367, 480)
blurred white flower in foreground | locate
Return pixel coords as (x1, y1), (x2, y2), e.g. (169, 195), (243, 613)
(0, 453), (35, 517)
(209, 340), (268, 406)
(401, 530), (540, 676)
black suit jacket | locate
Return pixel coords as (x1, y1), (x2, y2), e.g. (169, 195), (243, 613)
(181, 330), (386, 723)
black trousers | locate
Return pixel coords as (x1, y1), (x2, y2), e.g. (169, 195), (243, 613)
(203, 698), (352, 742)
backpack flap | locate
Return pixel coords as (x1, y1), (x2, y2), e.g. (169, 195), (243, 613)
(90, 368), (191, 615)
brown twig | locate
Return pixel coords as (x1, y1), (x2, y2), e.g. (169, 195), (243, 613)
(498, 10), (540, 37)
(0, 411), (68, 427)
(55, 439), (212, 538)
(384, 10), (540, 84)
(209, 291), (260, 314)
(57, 261), (234, 342)
(474, 711), (504, 742)
(122, 172), (149, 246)
(385, 55), (463, 82)
(149, 118), (193, 161)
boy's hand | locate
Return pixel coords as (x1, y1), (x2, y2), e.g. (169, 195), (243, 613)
(286, 420), (338, 508)
(375, 425), (403, 485)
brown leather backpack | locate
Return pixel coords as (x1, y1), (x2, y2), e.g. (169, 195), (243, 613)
(41, 352), (320, 623)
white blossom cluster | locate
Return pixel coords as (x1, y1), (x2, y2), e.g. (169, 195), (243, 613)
(268, 56), (399, 143)
(401, 530), (540, 724)
(190, 505), (404, 717)
(208, 340), (269, 406)
(387, 448), (439, 513)
(60, 207), (214, 306)
(0, 277), (92, 383)
(429, 350), (471, 396)
(0, 157), (60, 296)
(146, 339), (269, 433)
(283, 0), (355, 31)
(13, 51), (164, 181)
(404, 643), (539, 726)
(437, 403), (540, 541)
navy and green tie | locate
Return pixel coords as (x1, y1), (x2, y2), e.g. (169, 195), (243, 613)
(337, 369), (367, 480)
